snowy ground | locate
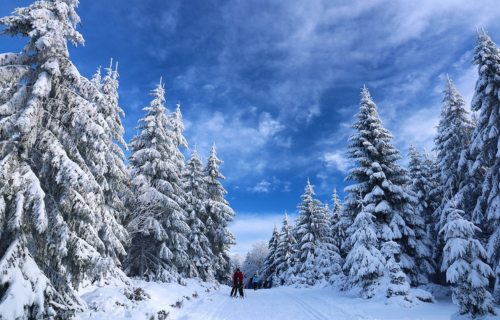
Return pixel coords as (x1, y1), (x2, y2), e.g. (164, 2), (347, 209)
(76, 281), (500, 320)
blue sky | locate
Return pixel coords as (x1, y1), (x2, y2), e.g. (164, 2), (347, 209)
(1, 0), (500, 256)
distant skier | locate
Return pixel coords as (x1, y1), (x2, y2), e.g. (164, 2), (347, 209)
(253, 274), (259, 291)
(268, 278), (273, 288)
(248, 278), (253, 289)
(231, 268), (244, 297)
(280, 278), (285, 285)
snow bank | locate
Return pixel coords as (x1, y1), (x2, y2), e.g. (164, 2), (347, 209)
(75, 279), (218, 320)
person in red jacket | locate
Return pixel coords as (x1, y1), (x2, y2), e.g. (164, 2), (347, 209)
(231, 268), (244, 297)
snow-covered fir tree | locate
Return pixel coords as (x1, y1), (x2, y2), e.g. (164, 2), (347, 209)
(126, 80), (189, 282)
(343, 199), (386, 298)
(330, 188), (344, 250)
(381, 241), (410, 301)
(440, 197), (496, 317)
(0, 1), (130, 318)
(407, 143), (436, 238)
(72, 59), (130, 265)
(260, 223), (279, 281)
(456, 29), (500, 293)
(431, 76), (475, 278)
(432, 76), (475, 221)
(332, 188), (343, 217)
(204, 144), (236, 282)
(168, 102), (188, 167)
(91, 60), (132, 226)
(274, 211), (296, 279)
(286, 180), (341, 285)
(343, 87), (434, 289)
(182, 145), (215, 281)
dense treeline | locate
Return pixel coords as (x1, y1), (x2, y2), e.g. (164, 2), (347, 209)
(258, 30), (500, 318)
(0, 1), (235, 319)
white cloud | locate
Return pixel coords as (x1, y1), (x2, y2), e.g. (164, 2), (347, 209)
(259, 112), (285, 137)
(247, 176), (292, 193)
(396, 108), (439, 154)
(322, 151), (352, 173)
(248, 180), (272, 193)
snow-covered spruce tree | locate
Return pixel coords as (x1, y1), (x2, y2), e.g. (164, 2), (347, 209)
(91, 60), (132, 226)
(381, 241), (410, 301)
(407, 144), (437, 238)
(440, 197), (496, 317)
(70, 59), (129, 265)
(275, 211), (296, 279)
(331, 188), (344, 249)
(0, 1), (128, 318)
(343, 199), (386, 298)
(286, 180), (342, 286)
(260, 223), (279, 281)
(204, 143), (236, 282)
(168, 102), (188, 169)
(182, 145), (215, 280)
(343, 87), (434, 287)
(431, 76), (475, 279)
(456, 29), (500, 292)
(126, 80), (189, 282)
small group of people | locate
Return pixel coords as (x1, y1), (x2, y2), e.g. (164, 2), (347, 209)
(246, 275), (273, 289)
(231, 268), (277, 297)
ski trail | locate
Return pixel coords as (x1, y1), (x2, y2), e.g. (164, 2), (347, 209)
(171, 286), (362, 320)
(280, 290), (344, 320)
(278, 290), (328, 320)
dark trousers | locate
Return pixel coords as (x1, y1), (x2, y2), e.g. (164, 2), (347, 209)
(231, 285), (243, 296)
(253, 282), (258, 290)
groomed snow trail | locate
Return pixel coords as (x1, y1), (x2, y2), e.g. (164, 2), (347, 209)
(170, 286), (368, 320)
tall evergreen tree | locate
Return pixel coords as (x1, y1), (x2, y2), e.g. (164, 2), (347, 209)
(331, 188), (344, 250)
(343, 87), (434, 289)
(275, 211), (295, 279)
(126, 80), (189, 282)
(433, 76), (475, 221)
(0, 1), (128, 318)
(456, 30), (500, 292)
(287, 180), (341, 285)
(260, 223), (279, 281)
(431, 76), (475, 278)
(168, 102), (188, 168)
(440, 197), (496, 317)
(204, 144), (236, 282)
(182, 145), (215, 280)
(407, 144), (436, 237)
(92, 60), (131, 225)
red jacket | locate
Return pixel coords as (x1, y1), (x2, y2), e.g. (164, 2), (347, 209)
(233, 271), (243, 283)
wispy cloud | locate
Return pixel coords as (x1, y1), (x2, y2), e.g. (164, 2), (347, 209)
(247, 177), (292, 194)
(321, 151), (352, 173)
(248, 180), (272, 193)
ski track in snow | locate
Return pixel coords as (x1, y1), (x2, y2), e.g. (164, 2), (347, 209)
(171, 286), (366, 320)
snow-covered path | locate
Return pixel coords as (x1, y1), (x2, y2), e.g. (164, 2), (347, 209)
(77, 281), (465, 320)
(171, 286), (365, 320)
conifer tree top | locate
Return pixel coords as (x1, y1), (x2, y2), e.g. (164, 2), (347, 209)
(0, 0), (84, 56)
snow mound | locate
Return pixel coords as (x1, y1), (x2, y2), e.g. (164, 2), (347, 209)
(75, 279), (217, 320)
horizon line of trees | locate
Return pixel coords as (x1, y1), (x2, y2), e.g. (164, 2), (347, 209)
(258, 29), (500, 318)
(0, 1), (235, 319)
